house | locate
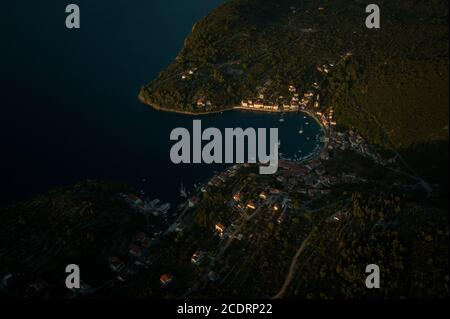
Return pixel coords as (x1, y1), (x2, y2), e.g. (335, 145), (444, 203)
(135, 232), (152, 249)
(241, 100), (249, 107)
(208, 271), (218, 282)
(126, 194), (143, 206)
(135, 232), (148, 243)
(189, 195), (199, 208)
(129, 244), (143, 257)
(277, 213), (286, 224)
(308, 189), (320, 197)
(138, 203), (147, 212)
(160, 274), (173, 286)
(175, 226), (184, 233)
(215, 223), (226, 237)
(198, 100), (207, 107)
(208, 176), (222, 187)
(117, 269), (131, 282)
(135, 257), (152, 268)
(233, 192), (241, 202)
(316, 168), (326, 176)
(191, 251), (205, 265)
(259, 192), (268, 200)
(320, 150), (330, 161)
(109, 257), (125, 273)
(246, 202), (257, 210)
(332, 212), (346, 222)
(1, 274), (14, 289)
(269, 188), (281, 194)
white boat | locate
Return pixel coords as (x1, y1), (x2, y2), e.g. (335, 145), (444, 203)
(157, 203), (171, 214)
(149, 199), (160, 207)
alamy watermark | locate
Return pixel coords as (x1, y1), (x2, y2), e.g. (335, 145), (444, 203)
(366, 4), (380, 29)
(65, 4), (80, 29)
(65, 264), (80, 289)
(365, 264), (381, 289)
(64, 4), (381, 30)
(169, 120), (279, 175)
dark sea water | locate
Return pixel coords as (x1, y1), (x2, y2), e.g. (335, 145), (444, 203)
(0, 1), (322, 206)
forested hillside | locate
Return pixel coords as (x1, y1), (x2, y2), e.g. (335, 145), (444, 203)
(141, 0), (448, 190)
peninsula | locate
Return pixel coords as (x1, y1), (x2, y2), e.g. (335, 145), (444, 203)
(140, 0), (448, 151)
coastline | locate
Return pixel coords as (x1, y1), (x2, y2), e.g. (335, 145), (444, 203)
(138, 89), (327, 131)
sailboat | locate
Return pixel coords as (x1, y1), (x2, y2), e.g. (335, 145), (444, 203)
(299, 125), (304, 134)
(157, 203), (171, 214)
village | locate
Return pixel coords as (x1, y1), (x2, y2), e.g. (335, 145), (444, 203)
(97, 49), (404, 293)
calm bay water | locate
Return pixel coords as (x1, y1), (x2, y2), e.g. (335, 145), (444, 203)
(0, 1), (321, 206)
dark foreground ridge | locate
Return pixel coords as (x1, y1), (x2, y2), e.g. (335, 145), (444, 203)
(0, 163), (448, 299)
